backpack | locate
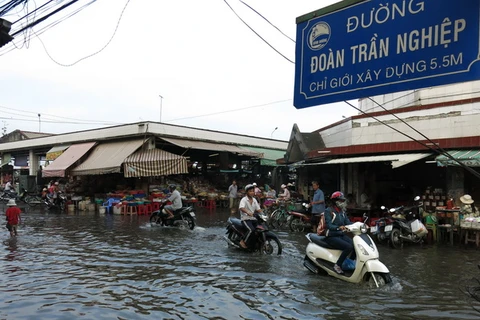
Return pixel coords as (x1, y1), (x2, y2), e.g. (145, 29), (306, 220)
(316, 210), (336, 236)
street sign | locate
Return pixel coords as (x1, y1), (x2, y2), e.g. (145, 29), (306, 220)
(294, 0), (480, 109)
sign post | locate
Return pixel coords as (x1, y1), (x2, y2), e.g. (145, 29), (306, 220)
(294, 0), (480, 109)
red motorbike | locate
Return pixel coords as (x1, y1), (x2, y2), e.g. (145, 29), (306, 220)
(287, 203), (314, 232)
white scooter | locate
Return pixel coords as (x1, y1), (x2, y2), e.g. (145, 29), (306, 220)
(303, 217), (392, 288)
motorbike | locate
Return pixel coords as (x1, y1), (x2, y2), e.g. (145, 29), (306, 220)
(224, 212), (282, 255)
(287, 202), (314, 232)
(149, 201), (196, 230)
(303, 216), (392, 287)
(370, 205), (396, 244)
(44, 191), (67, 211)
(388, 196), (427, 249)
(0, 189), (18, 203)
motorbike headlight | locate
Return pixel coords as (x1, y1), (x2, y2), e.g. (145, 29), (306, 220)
(357, 244), (369, 255)
(360, 224), (368, 234)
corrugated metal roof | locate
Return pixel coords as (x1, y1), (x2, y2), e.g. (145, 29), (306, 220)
(0, 122), (288, 152)
(162, 137), (263, 157)
(313, 153), (432, 168)
(240, 146), (286, 166)
(436, 150), (480, 167)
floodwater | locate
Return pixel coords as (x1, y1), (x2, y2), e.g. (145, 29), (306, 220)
(2, 205), (480, 320)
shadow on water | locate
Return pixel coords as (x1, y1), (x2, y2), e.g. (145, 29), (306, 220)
(1, 205), (480, 319)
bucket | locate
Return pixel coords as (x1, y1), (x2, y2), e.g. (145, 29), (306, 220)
(113, 205), (122, 214)
(88, 203), (96, 211)
(99, 206), (106, 214)
(67, 204), (75, 213)
(79, 201), (86, 211)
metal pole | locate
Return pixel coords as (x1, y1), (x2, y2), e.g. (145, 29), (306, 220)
(38, 113), (41, 132)
(159, 95), (163, 122)
(271, 127), (278, 138)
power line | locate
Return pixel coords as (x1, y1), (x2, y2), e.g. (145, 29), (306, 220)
(222, 0), (294, 64)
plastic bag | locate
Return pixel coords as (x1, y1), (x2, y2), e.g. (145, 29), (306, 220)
(342, 258), (356, 271)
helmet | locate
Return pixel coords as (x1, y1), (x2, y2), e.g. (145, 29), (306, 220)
(54, 182), (59, 185)
(331, 191), (346, 201)
(281, 184), (286, 189)
(168, 184), (176, 190)
(253, 182), (257, 186)
(245, 184), (255, 192)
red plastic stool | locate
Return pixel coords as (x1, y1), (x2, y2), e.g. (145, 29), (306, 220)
(127, 205), (138, 215)
(121, 204), (128, 215)
(145, 203), (153, 214)
(204, 199), (216, 210)
(137, 205), (146, 215)
(152, 202), (161, 212)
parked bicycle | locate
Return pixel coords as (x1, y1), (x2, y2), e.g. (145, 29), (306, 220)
(269, 200), (292, 229)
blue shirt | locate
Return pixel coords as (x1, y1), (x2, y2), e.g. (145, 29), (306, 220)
(312, 188), (325, 214)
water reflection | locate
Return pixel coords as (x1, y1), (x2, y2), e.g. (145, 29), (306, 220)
(1, 207), (480, 319)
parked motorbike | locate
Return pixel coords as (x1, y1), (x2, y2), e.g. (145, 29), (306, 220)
(44, 191), (67, 211)
(287, 203), (313, 232)
(224, 212), (282, 255)
(0, 189), (18, 203)
(149, 201), (196, 230)
(303, 216), (392, 288)
(370, 205), (396, 244)
(389, 196), (427, 249)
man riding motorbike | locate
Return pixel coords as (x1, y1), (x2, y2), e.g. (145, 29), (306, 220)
(163, 184), (182, 219)
(323, 191), (356, 274)
(239, 184), (263, 249)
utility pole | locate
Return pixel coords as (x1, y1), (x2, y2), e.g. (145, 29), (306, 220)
(159, 95), (163, 122)
(38, 113), (41, 132)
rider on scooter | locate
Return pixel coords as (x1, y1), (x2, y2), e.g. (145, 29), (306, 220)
(239, 184), (263, 249)
(163, 184), (182, 219)
(324, 191), (356, 274)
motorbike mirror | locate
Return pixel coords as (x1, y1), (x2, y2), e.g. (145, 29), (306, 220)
(380, 206), (386, 210)
(414, 195), (421, 201)
(389, 208), (396, 213)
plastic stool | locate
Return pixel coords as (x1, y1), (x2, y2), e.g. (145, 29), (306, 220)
(121, 204), (128, 215)
(127, 205), (138, 215)
(145, 203), (153, 214)
(152, 202), (161, 212)
(425, 223), (437, 243)
(137, 205), (147, 215)
(204, 199), (216, 210)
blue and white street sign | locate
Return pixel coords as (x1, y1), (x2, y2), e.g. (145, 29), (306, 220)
(294, 0), (480, 109)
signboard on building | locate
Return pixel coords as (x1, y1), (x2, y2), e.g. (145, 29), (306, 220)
(294, 0), (480, 109)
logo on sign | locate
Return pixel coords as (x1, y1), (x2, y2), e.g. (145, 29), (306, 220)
(307, 21), (331, 51)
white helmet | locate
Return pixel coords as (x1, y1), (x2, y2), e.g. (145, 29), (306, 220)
(281, 184), (286, 189)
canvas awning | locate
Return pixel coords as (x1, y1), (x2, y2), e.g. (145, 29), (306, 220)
(314, 153), (432, 169)
(240, 146), (285, 166)
(161, 137), (261, 157)
(46, 145), (70, 161)
(436, 150), (480, 167)
(43, 142), (96, 177)
(71, 139), (145, 175)
(123, 148), (188, 177)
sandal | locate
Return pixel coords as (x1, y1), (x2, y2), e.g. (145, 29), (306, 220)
(240, 240), (248, 249)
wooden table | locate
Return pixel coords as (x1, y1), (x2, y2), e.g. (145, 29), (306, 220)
(460, 221), (480, 248)
(436, 209), (460, 245)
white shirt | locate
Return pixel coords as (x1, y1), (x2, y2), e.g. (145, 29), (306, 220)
(239, 196), (261, 221)
(228, 184), (237, 198)
(4, 181), (12, 191)
(168, 190), (183, 210)
(279, 188), (290, 200)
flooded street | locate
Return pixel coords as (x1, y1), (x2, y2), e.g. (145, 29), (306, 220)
(2, 206), (480, 319)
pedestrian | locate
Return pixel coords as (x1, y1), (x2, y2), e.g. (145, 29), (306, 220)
(228, 180), (238, 216)
(310, 181), (325, 232)
(5, 199), (21, 237)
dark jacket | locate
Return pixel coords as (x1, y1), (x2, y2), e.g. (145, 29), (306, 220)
(324, 206), (352, 237)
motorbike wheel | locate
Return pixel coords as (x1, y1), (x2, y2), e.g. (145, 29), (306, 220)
(269, 209), (280, 229)
(24, 196), (38, 207)
(262, 235), (282, 255)
(367, 272), (392, 288)
(185, 215), (195, 230)
(150, 213), (160, 224)
(376, 232), (387, 244)
(289, 217), (305, 232)
(390, 228), (403, 249)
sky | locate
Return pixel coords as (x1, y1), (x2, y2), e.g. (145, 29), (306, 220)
(0, 0), (358, 141)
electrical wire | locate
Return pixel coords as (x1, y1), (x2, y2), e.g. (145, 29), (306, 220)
(223, 0), (294, 64)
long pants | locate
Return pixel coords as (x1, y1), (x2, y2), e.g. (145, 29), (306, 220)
(242, 219), (256, 245)
(325, 234), (356, 267)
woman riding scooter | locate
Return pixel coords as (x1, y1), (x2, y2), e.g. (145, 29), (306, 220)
(324, 191), (356, 274)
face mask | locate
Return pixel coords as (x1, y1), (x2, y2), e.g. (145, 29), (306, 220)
(336, 201), (347, 210)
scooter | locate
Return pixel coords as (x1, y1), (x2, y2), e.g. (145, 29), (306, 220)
(389, 196), (427, 249)
(287, 203), (314, 232)
(303, 216), (392, 287)
(370, 205), (395, 244)
(224, 212), (282, 255)
(149, 200), (196, 230)
(44, 191), (67, 211)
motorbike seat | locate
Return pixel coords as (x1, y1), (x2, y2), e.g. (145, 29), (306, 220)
(309, 233), (336, 249)
(228, 217), (244, 228)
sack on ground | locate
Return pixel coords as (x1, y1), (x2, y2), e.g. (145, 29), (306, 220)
(342, 258), (356, 271)
(317, 214), (326, 236)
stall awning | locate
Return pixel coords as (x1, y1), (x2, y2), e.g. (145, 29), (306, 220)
(436, 150), (480, 167)
(71, 139), (145, 175)
(46, 145), (70, 161)
(161, 137), (262, 157)
(123, 149), (188, 177)
(43, 142), (96, 177)
(240, 146), (285, 166)
(314, 153), (432, 169)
